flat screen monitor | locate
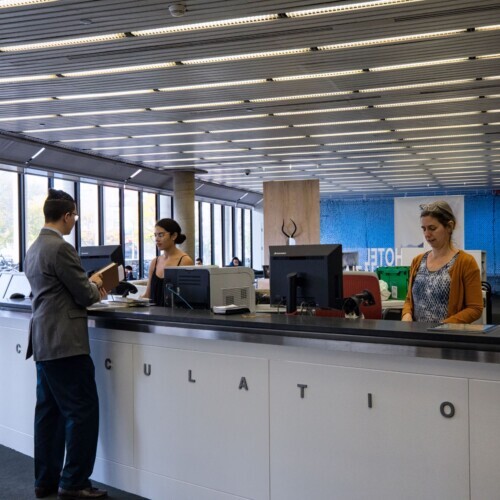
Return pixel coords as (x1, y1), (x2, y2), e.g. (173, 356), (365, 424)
(270, 244), (343, 313)
(4, 274), (31, 299)
(0, 273), (13, 299)
(79, 245), (124, 275)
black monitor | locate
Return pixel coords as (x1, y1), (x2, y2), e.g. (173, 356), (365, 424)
(79, 245), (124, 275)
(270, 244), (343, 313)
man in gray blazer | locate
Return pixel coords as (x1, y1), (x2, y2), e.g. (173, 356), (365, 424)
(25, 189), (108, 500)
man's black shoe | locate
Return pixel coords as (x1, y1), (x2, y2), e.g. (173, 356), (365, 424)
(57, 486), (108, 499)
(35, 485), (58, 498)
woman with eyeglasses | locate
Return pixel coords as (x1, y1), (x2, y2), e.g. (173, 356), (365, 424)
(143, 218), (194, 305)
(402, 201), (483, 324)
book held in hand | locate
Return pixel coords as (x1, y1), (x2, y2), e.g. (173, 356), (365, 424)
(95, 263), (124, 292)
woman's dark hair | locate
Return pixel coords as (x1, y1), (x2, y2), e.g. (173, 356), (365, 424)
(155, 218), (186, 244)
(419, 201), (456, 233)
(43, 188), (75, 222)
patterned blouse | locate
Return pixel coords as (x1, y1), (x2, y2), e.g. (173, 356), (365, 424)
(412, 252), (458, 322)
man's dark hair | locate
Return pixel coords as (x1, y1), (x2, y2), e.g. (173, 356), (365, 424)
(43, 188), (76, 222)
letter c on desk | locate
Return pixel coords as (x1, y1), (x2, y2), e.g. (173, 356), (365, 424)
(105, 358), (112, 370)
(16, 344), (21, 354)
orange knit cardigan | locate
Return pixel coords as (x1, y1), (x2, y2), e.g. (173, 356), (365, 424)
(402, 250), (483, 324)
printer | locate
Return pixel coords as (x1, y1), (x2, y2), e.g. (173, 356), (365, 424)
(164, 266), (255, 312)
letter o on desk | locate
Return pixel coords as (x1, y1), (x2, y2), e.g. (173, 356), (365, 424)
(440, 401), (455, 418)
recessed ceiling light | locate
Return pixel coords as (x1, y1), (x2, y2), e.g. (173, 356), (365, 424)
(0, 0), (59, 8)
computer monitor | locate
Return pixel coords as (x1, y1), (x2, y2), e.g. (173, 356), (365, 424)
(269, 244), (343, 313)
(79, 245), (124, 275)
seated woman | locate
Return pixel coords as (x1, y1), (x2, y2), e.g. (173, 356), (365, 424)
(228, 256), (242, 267)
(143, 218), (194, 305)
(402, 201), (483, 324)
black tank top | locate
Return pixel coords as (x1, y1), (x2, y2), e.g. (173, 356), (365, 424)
(150, 255), (188, 306)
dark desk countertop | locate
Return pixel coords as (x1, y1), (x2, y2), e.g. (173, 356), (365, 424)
(2, 299), (499, 356)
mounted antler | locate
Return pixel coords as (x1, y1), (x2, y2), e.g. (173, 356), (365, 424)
(281, 219), (298, 245)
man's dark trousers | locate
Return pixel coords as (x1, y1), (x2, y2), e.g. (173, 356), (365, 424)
(34, 354), (99, 490)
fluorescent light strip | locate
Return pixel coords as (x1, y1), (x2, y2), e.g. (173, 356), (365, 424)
(60, 136), (128, 143)
(311, 130), (391, 137)
(337, 147), (406, 152)
(182, 48), (311, 65)
(252, 145), (318, 151)
(92, 145), (153, 150)
(296, 119), (380, 127)
(0, 74), (57, 83)
(203, 154), (264, 160)
(0, 114), (56, 122)
(61, 108), (145, 117)
(346, 153), (412, 158)
(0, 97), (54, 105)
(359, 79), (475, 93)
(403, 133), (484, 141)
(396, 124), (484, 132)
(100, 121), (179, 128)
(0, 0), (59, 7)
(411, 142), (484, 148)
(276, 106), (368, 117)
(159, 79), (268, 91)
(376, 96), (478, 108)
(417, 149), (489, 154)
(232, 135), (306, 143)
(182, 149), (247, 154)
(273, 69), (364, 81)
(210, 126), (288, 133)
(477, 54), (500, 60)
(0, 33), (126, 52)
(157, 141), (228, 146)
(57, 90), (156, 100)
(120, 152), (178, 157)
(151, 100), (244, 111)
(286, 0), (423, 17)
(63, 63), (176, 78)
(385, 111), (479, 121)
(184, 114), (268, 123)
(24, 125), (96, 133)
(130, 132), (205, 139)
(371, 57), (468, 72)
(250, 91), (352, 103)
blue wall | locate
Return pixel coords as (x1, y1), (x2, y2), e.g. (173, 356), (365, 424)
(321, 193), (499, 292)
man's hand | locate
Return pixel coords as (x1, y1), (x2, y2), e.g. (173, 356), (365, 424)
(402, 313), (413, 322)
(89, 272), (103, 289)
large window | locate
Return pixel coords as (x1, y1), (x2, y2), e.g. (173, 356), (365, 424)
(123, 189), (139, 269)
(79, 183), (99, 246)
(0, 170), (19, 271)
(53, 178), (76, 246)
(201, 202), (212, 264)
(103, 186), (120, 245)
(142, 192), (157, 278)
(235, 207), (243, 264)
(159, 195), (172, 219)
(244, 209), (252, 267)
(25, 174), (48, 249)
(213, 204), (223, 267)
(224, 206), (233, 266)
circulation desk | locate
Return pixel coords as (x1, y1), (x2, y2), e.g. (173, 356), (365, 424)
(1, 300), (499, 500)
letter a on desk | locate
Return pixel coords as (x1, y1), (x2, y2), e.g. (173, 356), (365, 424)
(239, 377), (249, 390)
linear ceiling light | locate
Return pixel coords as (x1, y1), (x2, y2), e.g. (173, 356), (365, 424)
(273, 69), (363, 81)
(0, 0), (59, 7)
(210, 126), (289, 133)
(286, 0), (423, 17)
(120, 152), (178, 157)
(370, 57), (468, 72)
(100, 121), (178, 128)
(231, 135), (306, 143)
(182, 48), (311, 65)
(132, 14), (279, 36)
(0, 114), (56, 122)
(318, 29), (465, 51)
(0, 97), (54, 105)
(359, 79), (475, 93)
(477, 53), (500, 60)
(151, 101), (244, 111)
(57, 90), (155, 100)
(91, 144), (154, 150)
(385, 111), (479, 121)
(310, 130), (391, 138)
(59, 136), (128, 143)
(130, 132), (205, 139)
(184, 114), (268, 123)
(24, 125), (96, 133)
(0, 33), (126, 52)
(275, 106), (368, 116)
(250, 91), (353, 102)
(61, 108), (145, 117)
(395, 124), (484, 132)
(157, 141), (228, 146)
(158, 79), (268, 91)
(0, 74), (57, 83)
(375, 96), (478, 108)
(63, 63), (176, 78)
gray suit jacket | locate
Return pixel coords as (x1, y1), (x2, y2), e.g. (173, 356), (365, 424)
(24, 228), (101, 361)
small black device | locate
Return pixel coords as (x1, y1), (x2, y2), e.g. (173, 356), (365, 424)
(80, 245), (124, 275)
(9, 292), (25, 300)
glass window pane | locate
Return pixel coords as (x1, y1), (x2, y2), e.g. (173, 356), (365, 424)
(0, 170), (19, 271)
(143, 192), (157, 279)
(201, 202), (212, 264)
(244, 209), (252, 267)
(194, 202), (199, 260)
(103, 186), (120, 245)
(26, 174), (48, 249)
(224, 206), (233, 266)
(79, 183), (99, 246)
(213, 204), (223, 267)
(53, 178), (76, 246)
(124, 189), (139, 270)
(159, 195), (172, 219)
(235, 207), (242, 263)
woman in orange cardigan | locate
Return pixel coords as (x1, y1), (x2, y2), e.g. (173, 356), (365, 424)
(402, 201), (483, 324)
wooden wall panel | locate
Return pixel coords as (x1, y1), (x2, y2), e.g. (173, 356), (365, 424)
(263, 180), (320, 264)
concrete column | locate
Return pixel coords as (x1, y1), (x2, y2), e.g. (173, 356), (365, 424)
(173, 171), (195, 259)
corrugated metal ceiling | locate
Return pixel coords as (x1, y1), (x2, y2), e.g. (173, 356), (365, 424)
(0, 0), (499, 198)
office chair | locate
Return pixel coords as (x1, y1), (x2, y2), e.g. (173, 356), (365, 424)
(315, 271), (383, 319)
